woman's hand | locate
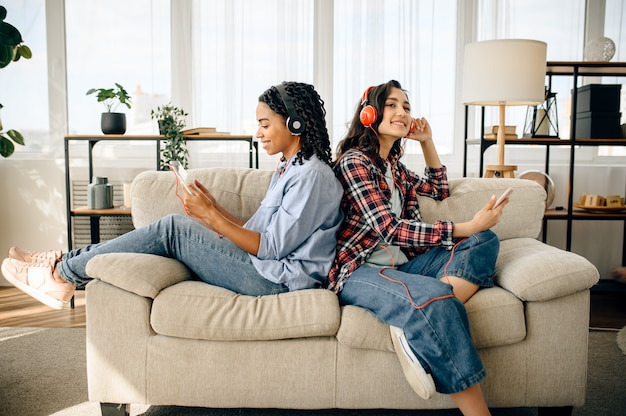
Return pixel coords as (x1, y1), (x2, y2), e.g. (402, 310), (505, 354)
(406, 117), (433, 143)
(181, 179), (260, 255)
(181, 179), (246, 228)
(452, 196), (509, 238)
(181, 182), (217, 225)
(407, 117), (442, 169)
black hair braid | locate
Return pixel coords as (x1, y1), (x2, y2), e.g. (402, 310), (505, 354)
(259, 82), (333, 167)
(336, 80), (405, 172)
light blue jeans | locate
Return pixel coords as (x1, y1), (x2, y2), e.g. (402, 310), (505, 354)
(58, 214), (289, 296)
(338, 230), (499, 394)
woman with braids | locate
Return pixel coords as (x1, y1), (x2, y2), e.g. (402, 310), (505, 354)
(326, 80), (507, 416)
(3, 81), (343, 309)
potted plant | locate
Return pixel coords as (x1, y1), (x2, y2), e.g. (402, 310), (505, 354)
(151, 103), (189, 170)
(1, 5), (31, 157)
(86, 83), (132, 134)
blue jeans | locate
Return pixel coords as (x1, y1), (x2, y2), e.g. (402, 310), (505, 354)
(338, 230), (499, 394)
(58, 214), (289, 296)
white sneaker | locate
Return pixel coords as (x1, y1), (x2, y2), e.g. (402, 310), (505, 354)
(389, 325), (436, 399)
(1, 258), (75, 310)
(8, 246), (62, 264)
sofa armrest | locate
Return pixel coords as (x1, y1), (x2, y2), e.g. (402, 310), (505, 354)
(85, 253), (193, 299)
(495, 238), (599, 302)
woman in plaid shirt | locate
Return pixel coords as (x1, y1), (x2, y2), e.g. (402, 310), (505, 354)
(326, 80), (508, 416)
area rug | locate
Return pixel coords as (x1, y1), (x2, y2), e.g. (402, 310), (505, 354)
(618, 326), (626, 355)
(1, 327), (625, 416)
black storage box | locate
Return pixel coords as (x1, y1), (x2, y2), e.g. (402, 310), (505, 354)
(574, 111), (622, 139)
(575, 84), (622, 113)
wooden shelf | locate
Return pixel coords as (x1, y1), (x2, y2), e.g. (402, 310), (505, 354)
(466, 137), (626, 146)
(544, 209), (626, 220)
(64, 134), (258, 250)
(71, 206), (131, 216)
(545, 61), (626, 76)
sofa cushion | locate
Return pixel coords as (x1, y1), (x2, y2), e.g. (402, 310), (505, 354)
(150, 281), (341, 341)
(336, 285), (525, 351)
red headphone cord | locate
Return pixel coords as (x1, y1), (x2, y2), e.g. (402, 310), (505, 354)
(377, 238), (467, 310)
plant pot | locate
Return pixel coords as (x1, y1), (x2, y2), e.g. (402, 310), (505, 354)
(101, 112), (126, 134)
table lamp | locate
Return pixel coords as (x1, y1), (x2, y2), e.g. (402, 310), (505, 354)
(462, 39), (547, 178)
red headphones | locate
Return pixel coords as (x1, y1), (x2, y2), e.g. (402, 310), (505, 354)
(359, 86), (377, 127)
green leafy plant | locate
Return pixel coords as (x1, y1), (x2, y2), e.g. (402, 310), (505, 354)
(151, 103), (189, 170)
(86, 83), (132, 113)
(0, 103), (25, 157)
(0, 6), (31, 68)
(1, 5), (32, 157)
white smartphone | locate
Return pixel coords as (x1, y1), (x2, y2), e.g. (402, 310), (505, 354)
(493, 187), (514, 208)
(169, 161), (193, 194)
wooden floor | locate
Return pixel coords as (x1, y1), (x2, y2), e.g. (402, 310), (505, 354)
(0, 286), (86, 328)
(0, 283), (625, 329)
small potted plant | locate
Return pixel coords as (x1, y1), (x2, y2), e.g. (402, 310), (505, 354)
(151, 103), (189, 169)
(86, 83), (132, 134)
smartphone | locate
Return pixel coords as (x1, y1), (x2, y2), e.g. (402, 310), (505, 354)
(169, 161), (193, 194)
(493, 187), (513, 208)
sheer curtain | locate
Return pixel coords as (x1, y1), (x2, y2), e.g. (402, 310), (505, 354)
(332, 0), (458, 155)
(180, 0), (315, 168)
(188, 0), (314, 136)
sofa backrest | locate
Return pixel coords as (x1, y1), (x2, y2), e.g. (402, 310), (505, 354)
(418, 177), (546, 240)
(131, 167), (274, 229)
(131, 168), (546, 240)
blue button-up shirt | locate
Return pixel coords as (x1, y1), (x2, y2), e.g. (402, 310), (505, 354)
(245, 154), (343, 291)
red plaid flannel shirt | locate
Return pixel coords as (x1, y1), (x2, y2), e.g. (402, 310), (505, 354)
(325, 149), (453, 293)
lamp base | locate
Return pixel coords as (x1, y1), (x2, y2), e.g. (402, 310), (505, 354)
(484, 164), (517, 178)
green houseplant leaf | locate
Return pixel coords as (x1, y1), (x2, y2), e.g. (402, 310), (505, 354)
(86, 83), (132, 113)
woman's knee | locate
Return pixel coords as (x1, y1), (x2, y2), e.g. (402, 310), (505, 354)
(467, 230), (499, 258)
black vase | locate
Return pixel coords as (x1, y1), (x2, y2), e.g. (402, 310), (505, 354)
(101, 112), (127, 134)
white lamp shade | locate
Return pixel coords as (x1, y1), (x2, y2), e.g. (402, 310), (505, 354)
(462, 39), (547, 106)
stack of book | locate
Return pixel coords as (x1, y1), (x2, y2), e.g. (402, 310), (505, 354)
(182, 127), (230, 135)
(483, 125), (518, 140)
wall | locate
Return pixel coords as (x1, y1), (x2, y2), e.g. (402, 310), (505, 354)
(0, 158), (67, 284)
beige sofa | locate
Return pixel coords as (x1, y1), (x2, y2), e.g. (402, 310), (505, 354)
(84, 167), (599, 416)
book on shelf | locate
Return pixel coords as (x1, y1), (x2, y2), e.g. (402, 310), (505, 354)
(487, 125), (517, 135)
(483, 133), (519, 140)
(182, 127), (219, 135)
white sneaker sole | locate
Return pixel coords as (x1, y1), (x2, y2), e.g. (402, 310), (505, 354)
(1, 261), (71, 310)
(390, 325), (436, 399)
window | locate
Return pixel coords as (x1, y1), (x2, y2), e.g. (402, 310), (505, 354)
(65, 0), (170, 135)
(0, 0), (49, 154)
(5, 1), (623, 162)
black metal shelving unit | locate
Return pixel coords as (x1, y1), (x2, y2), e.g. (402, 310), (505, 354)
(463, 61), (626, 268)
